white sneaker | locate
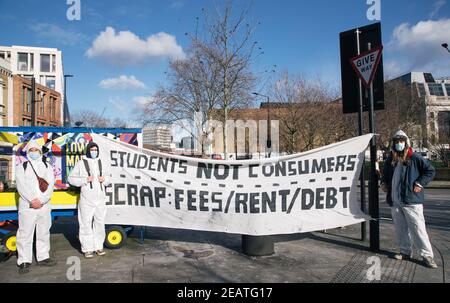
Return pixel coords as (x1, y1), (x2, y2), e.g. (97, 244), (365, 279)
(84, 252), (94, 259)
(96, 250), (106, 256)
(422, 256), (438, 269)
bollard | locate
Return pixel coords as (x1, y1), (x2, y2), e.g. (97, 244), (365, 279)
(242, 235), (274, 256)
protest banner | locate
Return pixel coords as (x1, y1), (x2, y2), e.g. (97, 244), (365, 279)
(94, 133), (373, 236)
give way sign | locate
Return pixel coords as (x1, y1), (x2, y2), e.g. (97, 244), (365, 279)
(349, 46), (383, 88)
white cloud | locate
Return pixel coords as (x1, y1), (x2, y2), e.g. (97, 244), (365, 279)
(86, 27), (185, 66)
(31, 23), (87, 46)
(430, 0), (446, 18)
(133, 96), (153, 106)
(386, 18), (450, 77)
(99, 75), (146, 90)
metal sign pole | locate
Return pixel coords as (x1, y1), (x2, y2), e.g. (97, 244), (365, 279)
(355, 29), (367, 242)
(367, 43), (380, 252)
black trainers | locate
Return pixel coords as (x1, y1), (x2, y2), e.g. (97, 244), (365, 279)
(393, 253), (412, 260)
(422, 256), (438, 269)
(37, 258), (57, 267)
(18, 263), (31, 274)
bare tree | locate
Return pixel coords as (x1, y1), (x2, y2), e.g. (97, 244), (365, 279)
(140, 1), (258, 157)
(376, 79), (424, 151)
(270, 72), (355, 154)
(71, 110), (109, 128)
(71, 110), (129, 128)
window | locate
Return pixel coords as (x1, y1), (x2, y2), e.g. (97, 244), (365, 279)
(50, 96), (56, 119)
(22, 118), (31, 126)
(0, 160), (8, 183)
(22, 86), (32, 113)
(51, 55), (56, 72)
(424, 73), (435, 83)
(46, 76), (55, 90)
(17, 53), (33, 72)
(40, 54), (50, 72)
(417, 83), (426, 97)
(39, 93), (45, 115)
(445, 84), (450, 96)
(17, 53), (28, 71)
(428, 83), (445, 96)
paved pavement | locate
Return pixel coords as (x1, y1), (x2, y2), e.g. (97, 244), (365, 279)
(0, 188), (448, 283)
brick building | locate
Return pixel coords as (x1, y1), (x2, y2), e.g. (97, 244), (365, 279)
(12, 75), (62, 127)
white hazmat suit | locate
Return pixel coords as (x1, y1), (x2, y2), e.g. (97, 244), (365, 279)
(68, 141), (111, 253)
(15, 140), (55, 266)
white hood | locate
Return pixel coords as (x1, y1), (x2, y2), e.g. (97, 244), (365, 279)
(24, 140), (43, 153)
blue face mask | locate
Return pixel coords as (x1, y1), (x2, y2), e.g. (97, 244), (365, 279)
(90, 151), (98, 159)
(28, 152), (41, 161)
(395, 143), (405, 152)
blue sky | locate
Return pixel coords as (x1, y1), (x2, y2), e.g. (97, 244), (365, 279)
(0, 0), (449, 126)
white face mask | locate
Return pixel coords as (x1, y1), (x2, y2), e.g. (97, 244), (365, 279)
(28, 151), (41, 161)
(395, 142), (405, 152)
(90, 151), (98, 159)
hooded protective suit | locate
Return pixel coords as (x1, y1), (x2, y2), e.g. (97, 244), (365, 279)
(68, 141), (111, 253)
(15, 140), (55, 265)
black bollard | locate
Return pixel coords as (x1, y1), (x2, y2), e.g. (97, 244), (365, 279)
(242, 235), (274, 256)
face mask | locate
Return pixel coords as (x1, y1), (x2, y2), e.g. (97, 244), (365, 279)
(28, 152), (41, 161)
(395, 143), (405, 152)
(90, 151), (98, 159)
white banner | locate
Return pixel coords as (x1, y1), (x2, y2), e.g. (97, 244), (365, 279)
(93, 133), (373, 236)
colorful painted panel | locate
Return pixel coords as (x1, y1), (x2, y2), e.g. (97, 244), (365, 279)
(10, 130), (140, 189)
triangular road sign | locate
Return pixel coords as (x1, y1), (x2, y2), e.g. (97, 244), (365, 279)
(350, 46), (383, 88)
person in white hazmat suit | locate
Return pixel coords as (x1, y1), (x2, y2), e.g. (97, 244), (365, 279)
(68, 141), (111, 258)
(15, 140), (56, 274)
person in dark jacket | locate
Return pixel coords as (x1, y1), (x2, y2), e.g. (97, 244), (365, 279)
(380, 130), (437, 268)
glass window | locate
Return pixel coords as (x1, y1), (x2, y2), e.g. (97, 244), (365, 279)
(18, 53), (28, 71)
(51, 55), (56, 72)
(40, 54), (50, 72)
(445, 84), (450, 96)
(0, 53), (4, 60)
(417, 83), (426, 97)
(46, 76), (55, 90)
(40, 93), (45, 115)
(27, 88), (32, 112)
(22, 86), (32, 112)
(424, 73), (435, 83)
(50, 97), (56, 119)
(428, 84), (445, 96)
(30, 53), (34, 71)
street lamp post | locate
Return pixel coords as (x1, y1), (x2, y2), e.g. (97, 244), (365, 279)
(442, 43), (450, 53)
(64, 75), (74, 127)
(253, 92), (271, 157)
